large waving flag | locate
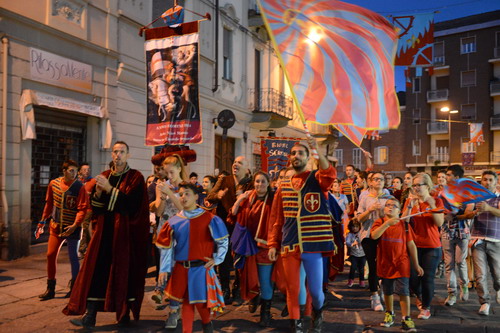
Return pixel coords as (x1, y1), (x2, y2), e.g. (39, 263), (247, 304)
(393, 13), (434, 66)
(258, 0), (400, 146)
(441, 178), (496, 207)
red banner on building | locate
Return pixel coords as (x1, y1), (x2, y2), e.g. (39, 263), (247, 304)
(144, 21), (202, 146)
(393, 13), (434, 66)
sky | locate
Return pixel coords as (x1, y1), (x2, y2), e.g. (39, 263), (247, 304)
(346, 0), (500, 91)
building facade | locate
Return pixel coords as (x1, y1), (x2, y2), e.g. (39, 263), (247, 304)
(0, 0), (331, 259)
(0, 0), (153, 259)
(334, 11), (500, 180)
(405, 11), (500, 177)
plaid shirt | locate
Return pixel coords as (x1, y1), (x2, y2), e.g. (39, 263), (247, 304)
(441, 209), (471, 240)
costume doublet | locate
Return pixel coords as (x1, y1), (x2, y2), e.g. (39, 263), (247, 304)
(44, 177), (86, 238)
(156, 208), (229, 304)
(278, 170), (335, 255)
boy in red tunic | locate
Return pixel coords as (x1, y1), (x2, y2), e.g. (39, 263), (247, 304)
(371, 197), (423, 332)
(156, 182), (228, 333)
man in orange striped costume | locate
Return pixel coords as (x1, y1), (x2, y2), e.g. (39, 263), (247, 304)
(37, 160), (89, 300)
(268, 138), (336, 333)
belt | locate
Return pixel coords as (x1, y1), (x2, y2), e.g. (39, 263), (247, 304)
(178, 260), (205, 268)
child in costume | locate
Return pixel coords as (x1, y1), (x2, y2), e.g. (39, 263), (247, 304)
(156, 182), (228, 333)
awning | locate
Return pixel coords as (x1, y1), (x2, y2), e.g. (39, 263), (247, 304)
(19, 90), (110, 147)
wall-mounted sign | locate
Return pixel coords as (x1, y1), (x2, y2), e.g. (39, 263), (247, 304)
(30, 48), (92, 93)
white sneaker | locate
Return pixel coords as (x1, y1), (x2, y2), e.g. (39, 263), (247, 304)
(478, 303), (490, 316)
(371, 294), (384, 312)
(165, 309), (180, 328)
(444, 293), (456, 306)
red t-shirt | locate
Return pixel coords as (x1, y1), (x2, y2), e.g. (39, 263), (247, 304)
(372, 218), (415, 279)
(402, 198), (444, 248)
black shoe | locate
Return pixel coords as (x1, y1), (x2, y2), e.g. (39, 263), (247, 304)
(39, 279), (56, 301)
(70, 301), (98, 328)
(117, 313), (130, 327)
(290, 319), (304, 333)
(310, 306), (324, 333)
(248, 295), (260, 313)
(223, 289), (232, 305)
(64, 279), (74, 298)
(259, 299), (272, 327)
(202, 321), (214, 333)
(232, 288), (243, 306)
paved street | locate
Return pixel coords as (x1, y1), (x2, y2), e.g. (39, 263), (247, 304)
(1, 244), (500, 332)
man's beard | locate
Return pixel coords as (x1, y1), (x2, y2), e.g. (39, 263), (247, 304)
(292, 161), (305, 172)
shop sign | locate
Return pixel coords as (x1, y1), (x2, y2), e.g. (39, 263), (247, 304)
(30, 48), (92, 93)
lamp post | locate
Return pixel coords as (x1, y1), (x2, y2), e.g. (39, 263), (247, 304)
(440, 107), (459, 164)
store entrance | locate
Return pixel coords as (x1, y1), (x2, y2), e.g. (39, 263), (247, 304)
(30, 108), (87, 244)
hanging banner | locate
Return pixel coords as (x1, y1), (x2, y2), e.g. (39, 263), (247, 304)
(260, 137), (300, 180)
(393, 13), (434, 66)
(469, 123), (485, 145)
(144, 21), (201, 146)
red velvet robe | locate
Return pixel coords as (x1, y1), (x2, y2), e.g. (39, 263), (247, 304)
(63, 168), (150, 322)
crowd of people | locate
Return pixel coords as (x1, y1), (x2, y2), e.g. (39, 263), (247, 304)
(34, 140), (500, 333)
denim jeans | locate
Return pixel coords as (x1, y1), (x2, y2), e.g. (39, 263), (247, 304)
(410, 247), (442, 309)
(442, 238), (469, 294)
(472, 240), (500, 304)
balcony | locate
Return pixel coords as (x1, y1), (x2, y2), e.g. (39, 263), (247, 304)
(491, 82), (500, 97)
(427, 89), (449, 103)
(249, 88), (294, 129)
(427, 152), (449, 164)
(491, 114), (500, 130)
(248, 0), (263, 27)
(427, 121), (449, 135)
(491, 151), (500, 163)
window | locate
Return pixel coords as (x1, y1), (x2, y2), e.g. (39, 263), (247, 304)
(461, 70), (476, 87)
(412, 77), (421, 93)
(374, 146), (389, 165)
(461, 36), (476, 54)
(412, 108), (421, 124)
(462, 137), (476, 153)
(412, 139), (421, 156)
(223, 28), (232, 80)
(335, 149), (343, 166)
(40, 165), (51, 186)
(461, 103), (476, 120)
(352, 148), (362, 169)
(433, 41), (445, 65)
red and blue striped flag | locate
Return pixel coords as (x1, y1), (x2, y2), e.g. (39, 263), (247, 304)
(442, 178), (496, 207)
(258, 0), (400, 146)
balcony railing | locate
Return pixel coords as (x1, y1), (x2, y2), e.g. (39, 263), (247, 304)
(248, 88), (294, 120)
(427, 153), (449, 164)
(491, 114), (500, 130)
(491, 151), (500, 163)
(427, 89), (449, 103)
(433, 56), (445, 66)
(491, 82), (500, 96)
(427, 121), (449, 135)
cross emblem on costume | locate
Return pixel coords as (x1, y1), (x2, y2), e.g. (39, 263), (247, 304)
(66, 196), (77, 209)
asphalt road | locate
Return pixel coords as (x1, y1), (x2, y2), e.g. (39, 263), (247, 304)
(1, 244), (499, 332)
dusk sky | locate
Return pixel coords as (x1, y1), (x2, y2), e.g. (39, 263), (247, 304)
(347, 0), (500, 91)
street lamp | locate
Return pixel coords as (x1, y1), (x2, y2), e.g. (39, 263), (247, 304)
(440, 107), (459, 164)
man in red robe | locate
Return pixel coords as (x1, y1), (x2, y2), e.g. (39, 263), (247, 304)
(63, 141), (150, 328)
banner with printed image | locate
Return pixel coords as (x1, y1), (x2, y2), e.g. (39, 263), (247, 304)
(144, 21), (201, 145)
